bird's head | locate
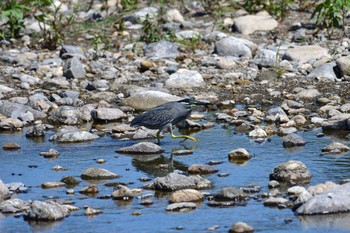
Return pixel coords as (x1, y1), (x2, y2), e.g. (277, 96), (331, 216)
(178, 97), (211, 106)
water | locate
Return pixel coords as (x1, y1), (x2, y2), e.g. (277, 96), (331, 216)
(1, 123), (350, 233)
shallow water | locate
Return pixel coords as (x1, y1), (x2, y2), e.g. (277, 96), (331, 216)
(1, 122), (350, 233)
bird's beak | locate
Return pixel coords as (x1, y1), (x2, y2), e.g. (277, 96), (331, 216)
(190, 100), (211, 106)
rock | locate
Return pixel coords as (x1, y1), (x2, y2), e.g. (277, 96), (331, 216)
(165, 9), (185, 23)
(41, 182), (65, 189)
(81, 168), (119, 180)
(307, 62), (339, 80)
(292, 28), (307, 42)
(116, 142), (163, 155)
(123, 90), (181, 111)
(295, 190), (313, 205)
(25, 200), (70, 221)
(266, 107), (288, 122)
(214, 187), (248, 201)
(216, 56), (238, 69)
(175, 30), (202, 40)
(2, 142), (21, 150)
(49, 106), (92, 124)
(0, 198), (29, 213)
(49, 126), (99, 142)
(296, 89), (321, 100)
(0, 84), (15, 94)
(126, 7), (158, 23)
(165, 69), (205, 89)
(153, 171), (212, 191)
(0, 118), (24, 130)
(228, 148), (252, 161)
(229, 221), (254, 233)
(214, 37), (256, 58)
(296, 182), (350, 215)
(321, 142), (350, 154)
(144, 40), (179, 59)
(283, 134), (306, 148)
(0, 100), (46, 120)
(320, 113), (350, 130)
(188, 164), (218, 174)
(269, 160), (312, 185)
(263, 197), (289, 207)
(85, 206), (102, 216)
(0, 179), (10, 201)
(288, 186), (307, 199)
(254, 49), (277, 68)
(6, 182), (28, 194)
(40, 149), (60, 158)
(283, 45), (329, 63)
(248, 128), (267, 138)
(61, 176), (80, 186)
(166, 202), (196, 212)
(233, 11), (278, 35)
(63, 57), (86, 79)
(169, 189), (204, 203)
(91, 108), (125, 121)
(268, 180), (280, 188)
(25, 125), (45, 137)
(111, 185), (134, 200)
(307, 181), (340, 196)
(79, 184), (99, 194)
(60, 45), (84, 58)
(336, 55), (350, 76)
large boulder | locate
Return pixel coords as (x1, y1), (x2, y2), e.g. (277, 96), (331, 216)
(269, 160), (312, 185)
(25, 201), (70, 221)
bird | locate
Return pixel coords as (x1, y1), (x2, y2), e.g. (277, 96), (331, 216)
(130, 98), (209, 144)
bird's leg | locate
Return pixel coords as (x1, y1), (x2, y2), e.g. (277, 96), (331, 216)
(156, 130), (162, 144)
(169, 125), (200, 142)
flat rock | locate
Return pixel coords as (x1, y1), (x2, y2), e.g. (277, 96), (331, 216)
(165, 69), (205, 89)
(144, 40), (179, 59)
(81, 168), (119, 180)
(307, 62), (338, 80)
(322, 142), (350, 153)
(91, 108), (125, 121)
(0, 198), (29, 213)
(2, 142), (21, 150)
(41, 182), (65, 189)
(269, 160), (312, 185)
(188, 164), (218, 174)
(166, 202), (196, 212)
(116, 142), (163, 155)
(233, 11), (278, 35)
(49, 126), (99, 142)
(283, 45), (329, 63)
(214, 187), (248, 201)
(169, 189), (204, 203)
(263, 197), (289, 207)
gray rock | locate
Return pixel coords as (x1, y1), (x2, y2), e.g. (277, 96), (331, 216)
(263, 197), (289, 207)
(0, 84), (15, 94)
(165, 69), (205, 89)
(0, 179), (10, 202)
(283, 45), (329, 63)
(320, 113), (350, 130)
(229, 221), (254, 233)
(12, 73), (40, 85)
(153, 171), (212, 191)
(111, 185), (134, 200)
(254, 48), (277, 68)
(40, 149), (60, 158)
(0, 198), (29, 213)
(125, 7), (158, 23)
(228, 148), (252, 160)
(295, 190), (313, 205)
(296, 183), (350, 215)
(0, 100), (46, 119)
(144, 40), (179, 59)
(266, 107), (288, 122)
(85, 206), (102, 216)
(165, 9), (185, 23)
(292, 29), (307, 43)
(307, 181), (340, 196)
(169, 189), (204, 203)
(63, 57), (86, 79)
(296, 89), (321, 100)
(269, 160), (312, 185)
(81, 168), (119, 180)
(41, 182), (65, 189)
(321, 142), (350, 153)
(60, 45), (84, 58)
(188, 164), (218, 174)
(233, 11), (278, 35)
(214, 37), (255, 58)
(49, 106), (92, 124)
(123, 90), (181, 111)
(79, 184), (99, 194)
(214, 187), (248, 201)
(283, 133), (306, 148)
(91, 108), (125, 121)
(49, 126), (99, 142)
(25, 200), (70, 221)
(248, 128), (267, 138)
(307, 62), (339, 80)
(216, 56), (238, 69)
(166, 202), (196, 212)
(0, 118), (24, 130)
(336, 55), (350, 76)
(116, 142), (163, 154)
(6, 182), (28, 194)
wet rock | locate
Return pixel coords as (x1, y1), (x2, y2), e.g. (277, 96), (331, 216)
(25, 125), (45, 137)
(40, 149), (60, 158)
(307, 62), (338, 80)
(79, 184), (99, 194)
(6, 182), (28, 194)
(166, 202), (196, 212)
(336, 55), (350, 76)
(165, 69), (205, 89)
(52, 165), (68, 172)
(233, 11), (278, 35)
(296, 182), (350, 215)
(144, 40), (179, 59)
(41, 182), (65, 189)
(81, 168), (119, 180)
(228, 148), (251, 161)
(63, 57), (86, 79)
(85, 206), (102, 216)
(172, 149), (193, 156)
(50, 126), (99, 142)
(2, 142), (21, 150)
(283, 45), (329, 63)
(0, 179), (10, 201)
(307, 181), (340, 196)
(263, 197), (289, 207)
(123, 90), (181, 111)
(0, 198), (29, 213)
(283, 133), (306, 148)
(214, 187), (248, 201)
(111, 185), (134, 200)
(169, 189), (204, 203)
(91, 108), (125, 121)
(116, 142), (163, 155)
(25, 200), (70, 221)
(61, 176), (80, 186)
(269, 160), (312, 185)
(229, 221), (254, 233)
(248, 128), (267, 138)
(321, 142), (350, 154)
(153, 171), (212, 191)
(214, 37), (255, 58)
(188, 164), (218, 174)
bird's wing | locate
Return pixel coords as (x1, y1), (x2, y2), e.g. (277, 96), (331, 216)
(131, 105), (174, 128)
